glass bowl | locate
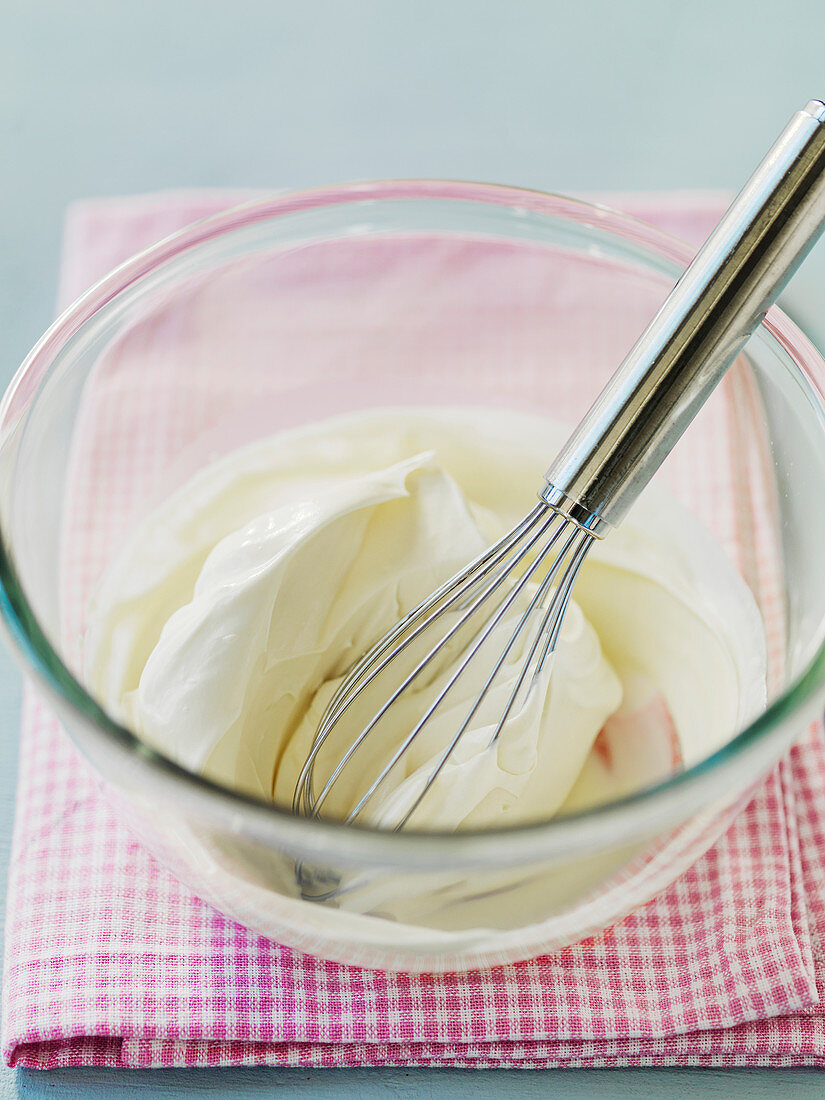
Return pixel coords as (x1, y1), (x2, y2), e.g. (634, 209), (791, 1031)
(2, 181), (825, 973)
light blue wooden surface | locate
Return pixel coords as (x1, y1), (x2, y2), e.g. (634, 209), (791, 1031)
(2, 1), (825, 1095)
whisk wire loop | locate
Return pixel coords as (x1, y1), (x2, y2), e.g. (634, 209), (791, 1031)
(305, 506), (561, 818)
(291, 503), (551, 814)
(298, 504), (597, 826)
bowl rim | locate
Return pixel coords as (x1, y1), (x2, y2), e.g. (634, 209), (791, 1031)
(2, 178), (825, 866)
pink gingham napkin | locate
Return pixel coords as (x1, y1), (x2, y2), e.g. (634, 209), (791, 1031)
(4, 189), (825, 1069)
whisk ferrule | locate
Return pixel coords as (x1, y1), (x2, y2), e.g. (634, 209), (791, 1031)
(539, 484), (611, 537)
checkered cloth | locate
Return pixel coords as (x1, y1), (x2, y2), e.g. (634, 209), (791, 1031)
(4, 190), (825, 1069)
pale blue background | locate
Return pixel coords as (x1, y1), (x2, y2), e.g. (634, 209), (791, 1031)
(3, 1), (825, 1095)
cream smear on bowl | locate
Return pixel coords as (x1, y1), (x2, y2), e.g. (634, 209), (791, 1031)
(84, 407), (767, 831)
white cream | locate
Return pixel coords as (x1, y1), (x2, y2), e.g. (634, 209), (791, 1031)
(84, 407), (767, 831)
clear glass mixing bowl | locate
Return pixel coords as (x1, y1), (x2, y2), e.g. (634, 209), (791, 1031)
(2, 181), (825, 972)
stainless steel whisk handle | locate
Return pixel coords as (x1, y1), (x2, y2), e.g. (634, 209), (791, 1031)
(542, 99), (825, 534)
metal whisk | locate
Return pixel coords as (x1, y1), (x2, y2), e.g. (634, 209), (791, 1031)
(294, 100), (825, 828)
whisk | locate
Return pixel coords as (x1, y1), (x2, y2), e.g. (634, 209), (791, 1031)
(294, 100), (825, 828)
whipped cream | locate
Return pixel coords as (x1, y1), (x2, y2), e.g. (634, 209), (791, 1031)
(84, 407), (767, 831)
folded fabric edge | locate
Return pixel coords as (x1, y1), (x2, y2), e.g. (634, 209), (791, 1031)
(10, 1034), (825, 1071)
